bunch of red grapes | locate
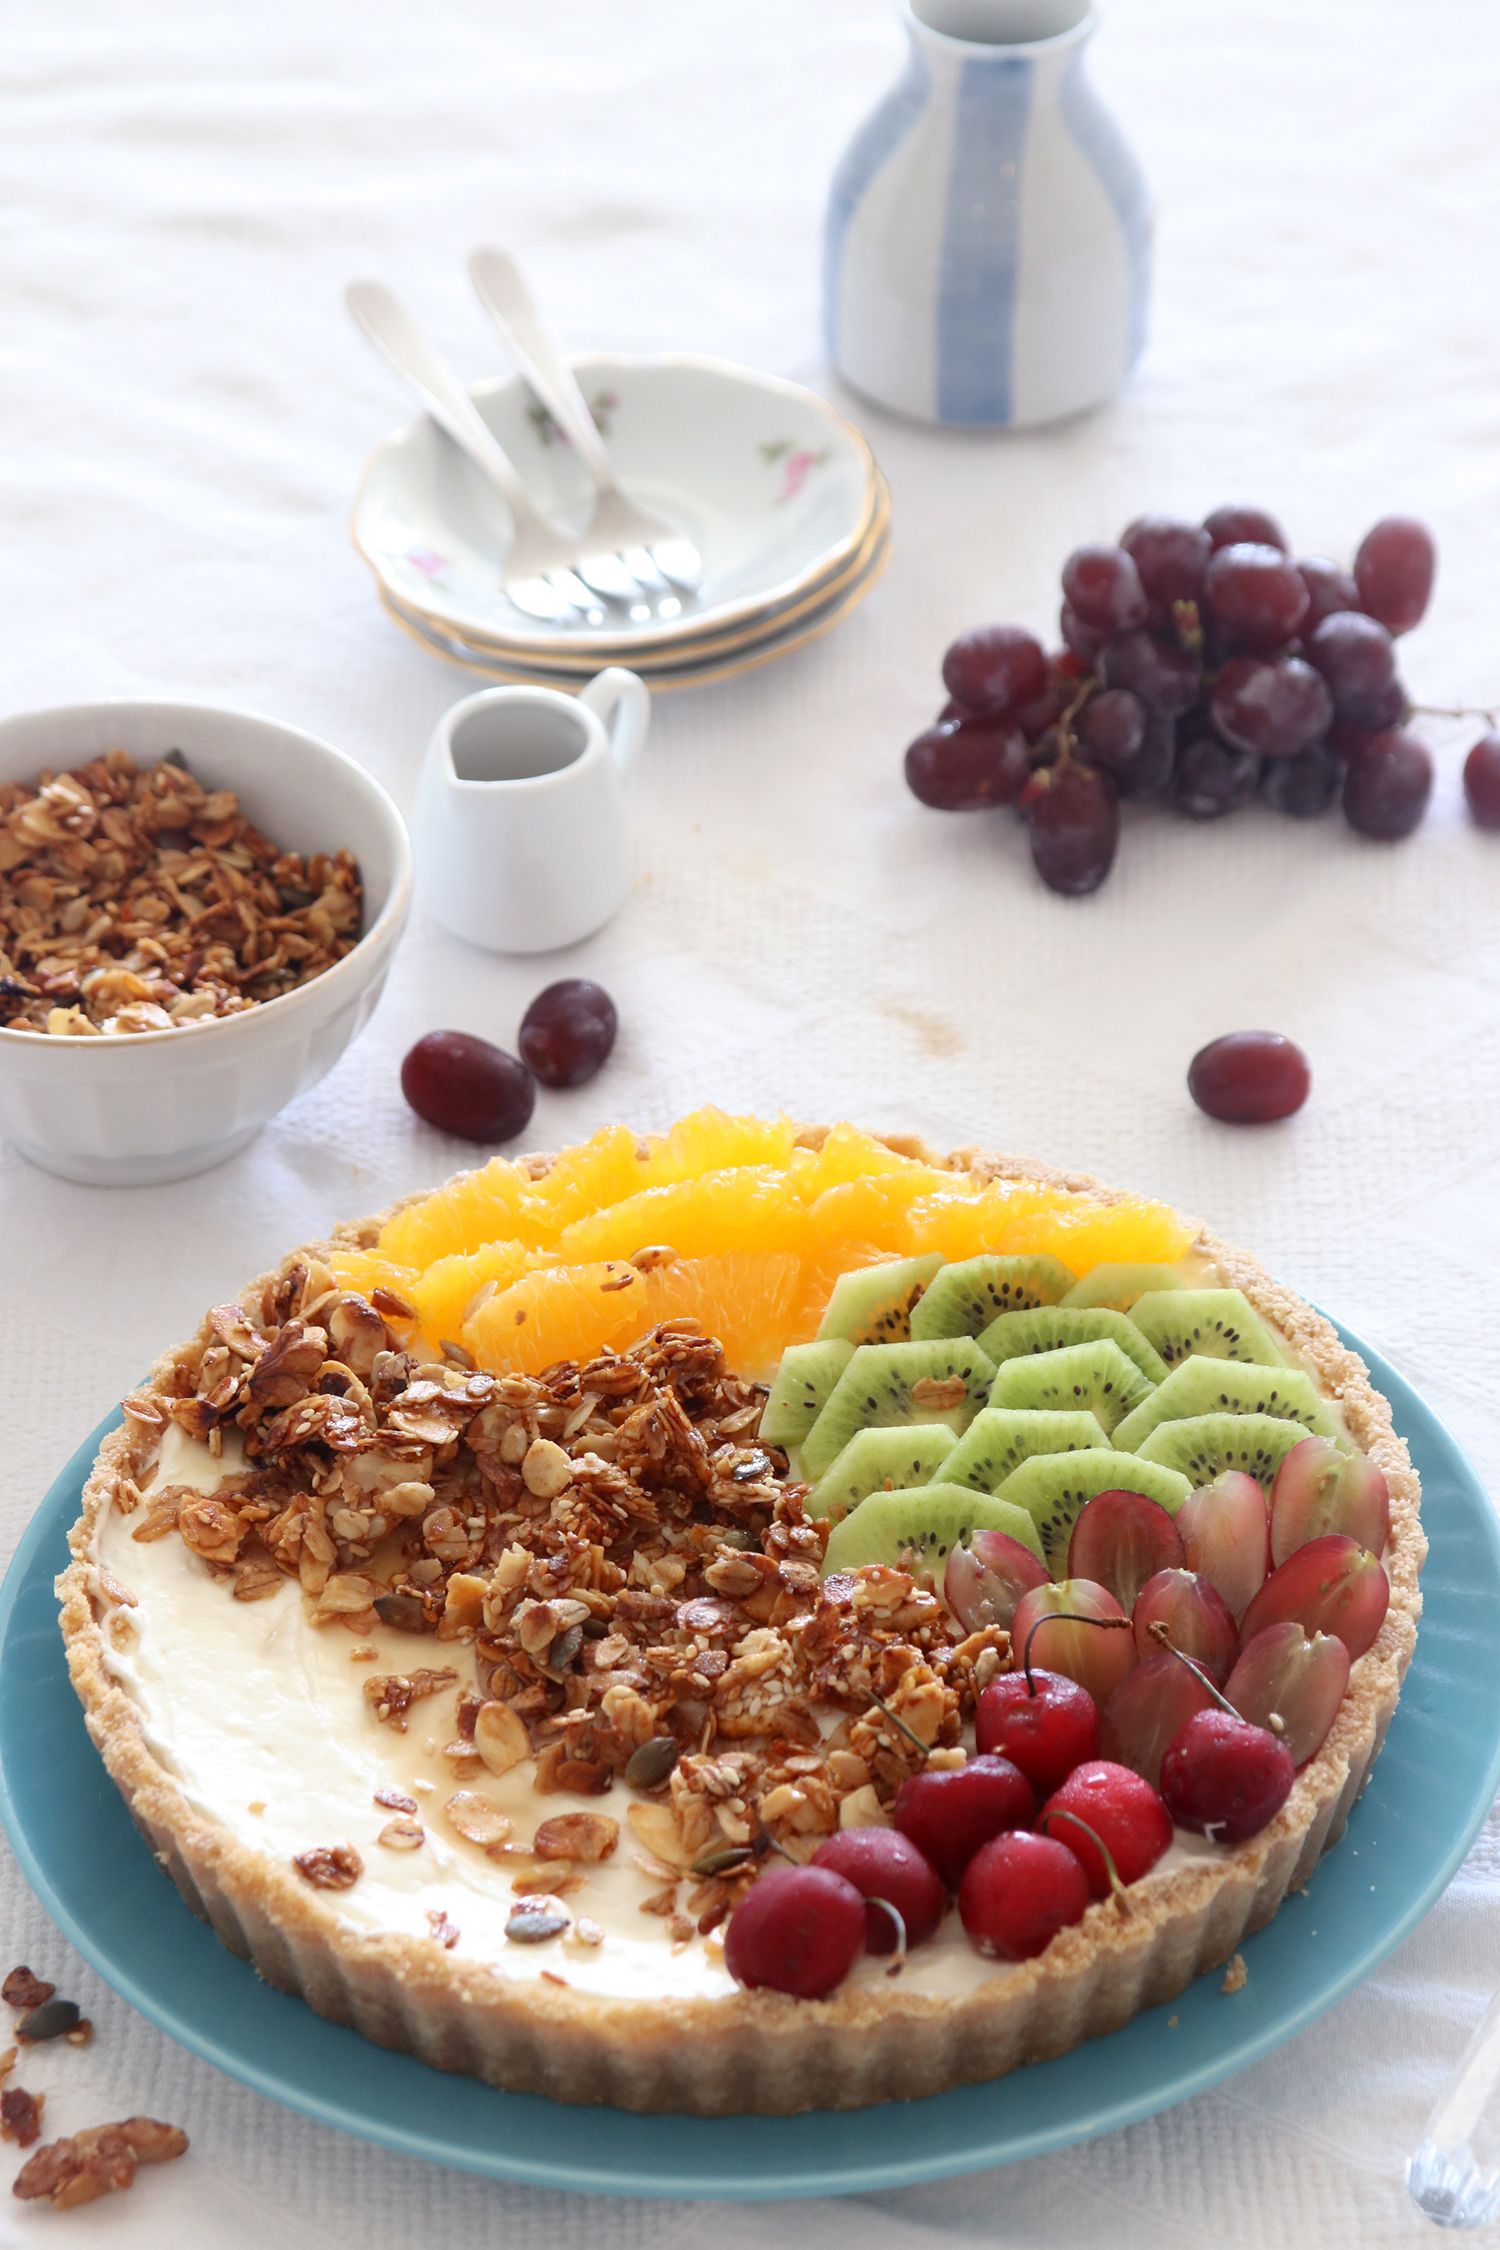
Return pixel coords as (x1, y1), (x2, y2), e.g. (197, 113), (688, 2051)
(906, 505), (1500, 896)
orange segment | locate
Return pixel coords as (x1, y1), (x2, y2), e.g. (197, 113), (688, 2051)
(330, 1248), (420, 1302)
(409, 1239), (535, 1350)
(524, 1124), (650, 1240)
(641, 1252), (805, 1380)
(640, 1108), (799, 1185)
(465, 1261), (647, 1374)
(553, 1167), (798, 1263)
(379, 1158), (532, 1267)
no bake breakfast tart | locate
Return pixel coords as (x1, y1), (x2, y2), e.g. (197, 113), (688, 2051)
(58, 1115), (1422, 2114)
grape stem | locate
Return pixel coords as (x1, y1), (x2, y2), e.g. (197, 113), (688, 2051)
(1410, 701), (1500, 726)
(1020, 1609), (1132, 1694)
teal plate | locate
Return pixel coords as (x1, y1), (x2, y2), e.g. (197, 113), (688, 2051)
(1, 1326), (1496, 2200)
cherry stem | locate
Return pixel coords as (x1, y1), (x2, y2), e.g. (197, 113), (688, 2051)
(1021, 1609), (1133, 1695)
(868, 1897), (909, 1976)
(866, 1690), (932, 1759)
(1411, 701), (1499, 726)
(1037, 1806), (1129, 1904)
(1146, 1622), (1238, 1717)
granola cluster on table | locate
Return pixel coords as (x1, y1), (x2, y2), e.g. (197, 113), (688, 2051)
(0, 749), (361, 1036)
(109, 1257), (1009, 1936)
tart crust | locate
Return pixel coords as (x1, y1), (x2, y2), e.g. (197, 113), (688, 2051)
(56, 1134), (1424, 2114)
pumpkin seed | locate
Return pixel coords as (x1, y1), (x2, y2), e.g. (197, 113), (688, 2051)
(505, 1905), (569, 1945)
(624, 1735), (680, 1792)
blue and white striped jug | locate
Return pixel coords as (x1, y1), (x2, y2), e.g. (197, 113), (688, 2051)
(824, 1), (1151, 428)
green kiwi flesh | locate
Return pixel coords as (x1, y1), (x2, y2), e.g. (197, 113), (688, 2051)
(909, 1253), (1073, 1341)
(1061, 1261), (1186, 1313)
(988, 1338), (1156, 1435)
(1128, 1288), (1287, 1370)
(977, 1304), (1169, 1387)
(1112, 1356), (1345, 1453)
(934, 1408), (1108, 1494)
(815, 1254), (943, 1346)
(995, 1449), (1194, 1574)
(1133, 1411), (1309, 1487)
(799, 1338), (998, 1478)
(758, 1339), (854, 1448)
(805, 1424), (955, 1521)
(823, 1484), (1045, 1576)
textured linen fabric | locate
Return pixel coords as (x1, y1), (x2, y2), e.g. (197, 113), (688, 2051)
(2, 0), (1499, 2241)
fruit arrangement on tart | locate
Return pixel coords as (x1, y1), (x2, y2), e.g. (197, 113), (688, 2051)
(58, 1114), (1421, 2115)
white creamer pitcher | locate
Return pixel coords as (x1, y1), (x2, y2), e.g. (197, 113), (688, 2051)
(413, 669), (649, 954)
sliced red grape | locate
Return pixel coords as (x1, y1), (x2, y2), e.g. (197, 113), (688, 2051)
(1203, 543), (1310, 650)
(905, 716), (1030, 809)
(1097, 629), (1201, 716)
(1465, 733), (1500, 829)
(1132, 1567), (1238, 1682)
(1298, 556), (1362, 630)
(401, 1031), (536, 1143)
(1170, 729), (1259, 818)
(945, 1527), (1049, 1632)
(1269, 1436), (1390, 1566)
(1305, 611), (1402, 726)
(1062, 545), (1150, 633)
(1210, 655), (1333, 759)
(1121, 515), (1211, 609)
(1225, 1622), (1350, 1767)
(1353, 516), (1436, 635)
(1100, 1652), (1216, 1787)
(1011, 1578), (1137, 1706)
(1026, 762), (1119, 897)
(1068, 1489), (1185, 1611)
(1158, 1708), (1295, 1843)
(1342, 728), (1433, 840)
(518, 979), (617, 1088)
(942, 625), (1048, 713)
(1260, 742), (1342, 818)
(1239, 1533), (1390, 1660)
(1188, 1031), (1310, 1124)
(1176, 1472), (1270, 1621)
(1203, 504), (1289, 554)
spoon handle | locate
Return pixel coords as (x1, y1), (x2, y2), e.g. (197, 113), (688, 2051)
(345, 278), (547, 529)
(468, 248), (619, 497)
(1407, 1981), (1500, 2228)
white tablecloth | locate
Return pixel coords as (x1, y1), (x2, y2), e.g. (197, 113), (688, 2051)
(3, 0), (1499, 2240)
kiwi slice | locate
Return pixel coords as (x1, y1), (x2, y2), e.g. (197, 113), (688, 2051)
(935, 1407), (1108, 1494)
(758, 1339), (854, 1448)
(1112, 1355), (1344, 1453)
(909, 1254), (1073, 1341)
(976, 1305), (1169, 1387)
(800, 1337), (997, 1478)
(1128, 1288), (1286, 1370)
(1062, 1261), (1185, 1313)
(806, 1424), (954, 1522)
(988, 1338), (1155, 1435)
(996, 1448), (1193, 1574)
(823, 1483), (1045, 1577)
(816, 1255), (943, 1347)
(1134, 1411), (1307, 1488)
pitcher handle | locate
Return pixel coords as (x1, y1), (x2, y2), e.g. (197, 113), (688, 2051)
(578, 668), (649, 781)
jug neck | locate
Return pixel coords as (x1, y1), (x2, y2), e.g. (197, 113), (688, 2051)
(904, 0), (1094, 77)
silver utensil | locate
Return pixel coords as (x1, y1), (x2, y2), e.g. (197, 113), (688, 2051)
(1407, 1981), (1500, 2227)
(347, 279), (617, 625)
(468, 247), (704, 610)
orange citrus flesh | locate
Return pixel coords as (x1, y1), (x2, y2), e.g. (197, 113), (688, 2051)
(329, 1109), (1193, 1374)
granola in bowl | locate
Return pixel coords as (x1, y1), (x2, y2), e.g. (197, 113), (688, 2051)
(55, 1118), (1422, 2113)
(0, 749), (362, 1036)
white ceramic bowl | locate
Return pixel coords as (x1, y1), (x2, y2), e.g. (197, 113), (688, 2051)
(352, 353), (879, 656)
(0, 701), (412, 1187)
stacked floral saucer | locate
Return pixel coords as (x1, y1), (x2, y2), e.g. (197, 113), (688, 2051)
(352, 356), (889, 691)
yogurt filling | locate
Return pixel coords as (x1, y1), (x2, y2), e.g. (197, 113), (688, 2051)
(92, 1426), (1227, 2004)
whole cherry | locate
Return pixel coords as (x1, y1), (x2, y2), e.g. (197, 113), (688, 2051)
(891, 1755), (1035, 1890)
(723, 1864), (866, 2000)
(959, 1832), (1091, 1962)
(812, 1827), (947, 1955)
